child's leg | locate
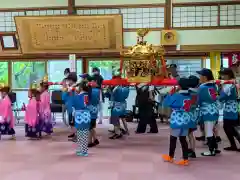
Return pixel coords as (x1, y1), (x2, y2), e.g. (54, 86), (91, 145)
(196, 123), (205, 141)
(188, 132), (196, 151)
(169, 135), (177, 158)
(10, 128), (16, 140)
(77, 129), (89, 156)
(201, 121), (218, 156)
(88, 128), (99, 147)
(188, 131), (196, 158)
(68, 113), (76, 138)
(88, 130), (93, 144)
(114, 125), (121, 135)
(98, 102), (103, 124)
(109, 117), (122, 139)
(92, 128), (97, 141)
(179, 136), (189, 160)
(121, 118), (129, 135)
(80, 129), (89, 155)
(214, 122), (221, 142)
(162, 135), (177, 162)
(91, 120), (97, 141)
(177, 136), (189, 165)
(76, 129), (81, 153)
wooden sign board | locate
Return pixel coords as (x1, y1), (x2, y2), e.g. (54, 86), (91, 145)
(15, 15), (123, 54)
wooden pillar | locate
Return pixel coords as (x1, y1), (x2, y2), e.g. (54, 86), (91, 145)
(210, 52), (221, 79)
(164, 0), (172, 29)
(82, 57), (88, 73)
(68, 0), (76, 15)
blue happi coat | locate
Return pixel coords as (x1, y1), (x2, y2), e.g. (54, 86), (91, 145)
(163, 90), (192, 129)
(111, 86), (130, 117)
(72, 92), (91, 130)
(197, 82), (219, 122)
(188, 88), (199, 128)
(88, 88), (100, 120)
(219, 84), (238, 120)
(62, 91), (75, 115)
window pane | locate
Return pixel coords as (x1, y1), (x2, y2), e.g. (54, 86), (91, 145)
(12, 61), (45, 89)
(76, 60), (83, 76)
(48, 60), (70, 90)
(167, 59), (202, 77)
(88, 60), (120, 80)
(13, 91), (28, 117)
(0, 62), (8, 85)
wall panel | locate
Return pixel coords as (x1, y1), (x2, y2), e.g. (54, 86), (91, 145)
(76, 0), (165, 6)
(77, 7), (165, 29)
(178, 29), (240, 45)
(124, 31), (161, 47)
(124, 29), (240, 46)
(0, 0), (67, 8)
(174, 0), (235, 2)
(0, 9), (68, 32)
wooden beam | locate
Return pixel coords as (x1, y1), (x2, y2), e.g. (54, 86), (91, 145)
(164, 0), (172, 30)
(68, 0), (76, 15)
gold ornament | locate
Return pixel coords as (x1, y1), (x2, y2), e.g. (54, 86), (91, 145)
(31, 81), (38, 90)
(43, 75), (48, 83)
(121, 29), (165, 83)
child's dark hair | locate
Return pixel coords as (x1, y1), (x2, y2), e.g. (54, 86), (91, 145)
(219, 68), (235, 79)
(79, 80), (93, 103)
(40, 82), (49, 90)
(30, 89), (41, 101)
(178, 77), (190, 90)
(0, 86), (10, 93)
(66, 72), (78, 83)
(64, 68), (70, 75)
(188, 75), (199, 88)
(79, 80), (89, 92)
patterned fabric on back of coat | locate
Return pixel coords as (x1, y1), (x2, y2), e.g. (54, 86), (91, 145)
(74, 110), (91, 130)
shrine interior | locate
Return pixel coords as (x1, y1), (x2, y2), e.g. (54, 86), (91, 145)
(1, 0), (239, 118)
(0, 0), (240, 179)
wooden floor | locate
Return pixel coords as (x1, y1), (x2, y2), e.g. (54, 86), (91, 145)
(0, 121), (240, 180)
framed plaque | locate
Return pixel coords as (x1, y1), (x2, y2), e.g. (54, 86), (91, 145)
(15, 15), (123, 54)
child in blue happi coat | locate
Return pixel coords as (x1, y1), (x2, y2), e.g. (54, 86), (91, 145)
(62, 73), (77, 140)
(119, 86), (130, 135)
(88, 85), (100, 147)
(162, 77), (192, 166)
(109, 85), (129, 139)
(196, 68), (220, 156)
(218, 68), (240, 151)
(187, 75), (200, 158)
(72, 80), (91, 156)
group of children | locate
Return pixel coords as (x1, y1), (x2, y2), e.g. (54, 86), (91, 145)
(1, 66), (239, 160)
(0, 79), (52, 140)
(162, 67), (240, 166)
(61, 70), (130, 156)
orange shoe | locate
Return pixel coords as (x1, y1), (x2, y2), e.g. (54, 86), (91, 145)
(174, 159), (189, 166)
(162, 154), (173, 163)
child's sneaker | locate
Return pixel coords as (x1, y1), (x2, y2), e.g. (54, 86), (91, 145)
(216, 136), (222, 143)
(175, 159), (189, 166)
(94, 139), (100, 145)
(76, 152), (88, 157)
(196, 136), (205, 141)
(162, 154), (173, 163)
(188, 149), (196, 158)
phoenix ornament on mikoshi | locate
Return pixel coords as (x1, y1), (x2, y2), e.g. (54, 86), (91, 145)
(102, 29), (178, 86)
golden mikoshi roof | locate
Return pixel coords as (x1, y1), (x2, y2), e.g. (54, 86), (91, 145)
(121, 28), (165, 59)
(42, 75), (48, 83)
